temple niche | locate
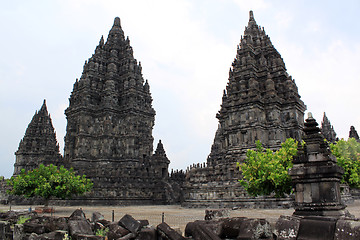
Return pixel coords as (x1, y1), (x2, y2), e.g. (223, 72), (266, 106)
(13, 100), (63, 176)
(182, 11), (306, 208)
(63, 17), (172, 205)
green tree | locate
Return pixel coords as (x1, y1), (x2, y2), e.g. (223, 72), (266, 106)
(330, 138), (360, 188)
(7, 164), (93, 206)
(237, 138), (299, 197)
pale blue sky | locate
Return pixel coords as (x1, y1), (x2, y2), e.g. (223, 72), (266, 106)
(1, 0), (360, 178)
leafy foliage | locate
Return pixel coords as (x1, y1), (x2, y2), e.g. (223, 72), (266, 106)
(17, 215), (31, 225)
(237, 138), (299, 197)
(95, 227), (109, 237)
(330, 138), (360, 188)
(7, 164), (93, 204)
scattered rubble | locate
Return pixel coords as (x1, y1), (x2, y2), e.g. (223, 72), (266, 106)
(0, 207), (360, 239)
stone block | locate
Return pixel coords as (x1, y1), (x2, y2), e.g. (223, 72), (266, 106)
(35, 230), (68, 240)
(118, 232), (136, 240)
(274, 215), (301, 240)
(75, 234), (104, 240)
(23, 222), (46, 234)
(69, 219), (93, 237)
(13, 224), (25, 240)
(92, 212), (104, 222)
(138, 219), (150, 228)
(119, 214), (141, 234)
(334, 219), (360, 240)
(135, 226), (157, 240)
(185, 220), (223, 237)
(0, 221), (12, 240)
(221, 217), (247, 238)
(157, 222), (185, 240)
(190, 224), (221, 240)
(109, 222), (130, 236)
(69, 209), (87, 220)
(297, 216), (337, 240)
(237, 218), (273, 240)
(204, 209), (229, 220)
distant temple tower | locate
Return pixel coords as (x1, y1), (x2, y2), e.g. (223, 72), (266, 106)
(13, 100), (63, 175)
(64, 17), (170, 204)
(183, 11), (306, 207)
(321, 112), (337, 143)
(349, 126), (360, 142)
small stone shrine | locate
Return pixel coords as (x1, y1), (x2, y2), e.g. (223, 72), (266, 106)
(183, 11), (306, 208)
(289, 112), (346, 216)
(321, 112), (337, 143)
(349, 126), (360, 142)
(13, 100), (63, 176)
(275, 113), (360, 240)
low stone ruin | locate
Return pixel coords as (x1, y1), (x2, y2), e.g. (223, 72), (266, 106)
(1, 206), (360, 239)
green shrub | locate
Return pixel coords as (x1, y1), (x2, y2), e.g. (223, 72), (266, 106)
(237, 138), (299, 197)
(17, 215), (31, 224)
(330, 138), (360, 188)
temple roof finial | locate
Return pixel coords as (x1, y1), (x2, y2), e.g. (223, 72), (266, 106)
(249, 10), (255, 21)
(114, 17), (121, 27)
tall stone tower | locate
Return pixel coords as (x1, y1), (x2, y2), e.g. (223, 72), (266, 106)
(64, 17), (169, 204)
(321, 112), (337, 143)
(14, 100), (63, 175)
(183, 11), (306, 207)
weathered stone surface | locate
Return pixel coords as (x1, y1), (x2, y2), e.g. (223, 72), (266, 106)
(13, 224), (25, 240)
(74, 234), (103, 240)
(157, 222), (185, 240)
(0, 221), (12, 240)
(274, 215), (301, 240)
(23, 222), (46, 234)
(135, 226), (157, 240)
(92, 212), (104, 222)
(109, 222), (130, 236)
(34, 230), (68, 240)
(236, 218), (273, 240)
(183, 10), (306, 208)
(185, 220), (223, 237)
(220, 217), (247, 239)
(119, 214), (141, 234)
(334, 219), (360, 240)
(297, 216), (337, 240)
(205, 209), (229, 220)
(69, 209), (87, 220)
(118, 232), (136, 240)
(68, 220), (93, 236)
(191, 224), (222, 240)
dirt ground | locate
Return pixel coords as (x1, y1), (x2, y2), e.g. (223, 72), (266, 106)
(1, 200), (360, 233)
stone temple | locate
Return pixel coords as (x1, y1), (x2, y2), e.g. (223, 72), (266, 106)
(320, 112), (337, 143)
(13, 17), (173, 205)
(182, 11), (306, 208)
(12, 12), (309, 207)
(13, 100), (63, 176)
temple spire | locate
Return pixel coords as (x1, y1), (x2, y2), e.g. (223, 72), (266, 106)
(249, 10), (255, 22)
(113, 17), (121, 27)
